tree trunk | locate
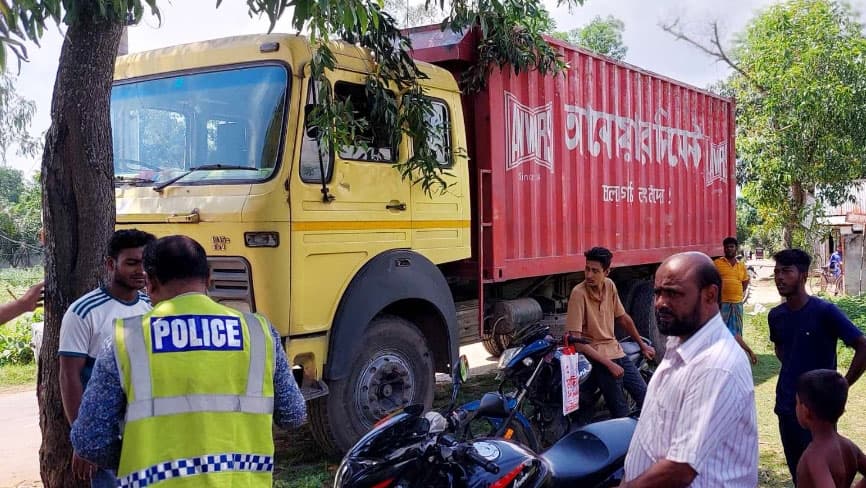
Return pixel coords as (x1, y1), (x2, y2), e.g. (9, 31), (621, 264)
(38, 12), (123, 488)
(781, 181), (806, 250)
(782, 224), (794, 249)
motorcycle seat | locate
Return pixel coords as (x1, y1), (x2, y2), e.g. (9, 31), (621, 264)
(539, 417), (637, 487)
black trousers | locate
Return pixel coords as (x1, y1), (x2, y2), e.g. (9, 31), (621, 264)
(778, 412), (812, 484)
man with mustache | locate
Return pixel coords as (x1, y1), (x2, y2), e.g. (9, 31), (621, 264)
(622, 252), (757, 487)
(59, 229), (156, 487)
(769, 249), (866, 483)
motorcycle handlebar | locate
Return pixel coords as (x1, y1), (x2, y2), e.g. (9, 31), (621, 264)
(463, 447), (500, 474)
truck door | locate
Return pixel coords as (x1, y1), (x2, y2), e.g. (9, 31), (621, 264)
(290, 72), (411, 335)
(408, 89), (471, 261)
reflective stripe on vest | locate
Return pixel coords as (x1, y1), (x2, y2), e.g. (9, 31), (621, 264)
(122, 312), (271, 422)
(117, 452), (273, 488)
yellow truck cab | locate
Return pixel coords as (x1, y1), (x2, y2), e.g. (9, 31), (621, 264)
(113, 33), (471, 453)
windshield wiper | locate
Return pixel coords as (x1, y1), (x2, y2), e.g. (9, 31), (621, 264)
(152, 164), (260, 192)
(115, 175), (155, 185)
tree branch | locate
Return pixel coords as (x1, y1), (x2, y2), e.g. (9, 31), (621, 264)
(660, 19), (766, 93)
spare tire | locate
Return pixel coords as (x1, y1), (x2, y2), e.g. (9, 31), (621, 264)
(626, 281), (666, 361)
(481, 331), (511, 357)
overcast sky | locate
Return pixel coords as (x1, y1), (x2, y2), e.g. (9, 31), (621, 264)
(4, 0), (866, 175)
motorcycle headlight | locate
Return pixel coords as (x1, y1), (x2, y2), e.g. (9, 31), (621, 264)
(498, 347), (521, 370)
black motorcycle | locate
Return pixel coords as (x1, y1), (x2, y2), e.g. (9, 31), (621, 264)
(459, 324), (653, 449)
(334, 355), (637, 488)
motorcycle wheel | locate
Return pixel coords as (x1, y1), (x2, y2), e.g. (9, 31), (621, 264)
(462, 414), (540, 453)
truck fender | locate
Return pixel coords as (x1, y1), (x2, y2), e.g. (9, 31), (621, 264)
(324, 249), (457, 381)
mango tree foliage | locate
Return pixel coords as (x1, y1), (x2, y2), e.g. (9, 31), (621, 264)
(0, 73), (40, 163)
(730, 0), (866, 248)
(0, 169), (42, 266)
(553, 15), (627, 60)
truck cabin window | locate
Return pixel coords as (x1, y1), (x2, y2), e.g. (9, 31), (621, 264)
(425, 99), (452, 167)
(300, 84), (452, 183)
(111, 65), (289, 185)
(334, 81), (396, 162)
(299, 81), (396, 184)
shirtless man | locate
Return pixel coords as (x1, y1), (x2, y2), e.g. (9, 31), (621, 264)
(795, 369), (866, 488)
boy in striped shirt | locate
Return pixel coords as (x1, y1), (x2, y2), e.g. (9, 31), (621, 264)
(59, 229), (155, 487)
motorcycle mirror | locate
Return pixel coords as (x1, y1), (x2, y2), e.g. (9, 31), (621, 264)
(447, 355), (471, 413)
(458, 355), (470, 383)
(476, 392), (509, 418)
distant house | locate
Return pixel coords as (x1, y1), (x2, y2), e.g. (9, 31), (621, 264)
(817, 180), (866, 295)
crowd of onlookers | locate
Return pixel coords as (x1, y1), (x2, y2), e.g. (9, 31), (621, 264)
(3, 235), (866, 487)
(570, 239), (866, 487)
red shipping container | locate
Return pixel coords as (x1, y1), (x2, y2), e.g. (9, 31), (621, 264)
(408, 27), (736, 283)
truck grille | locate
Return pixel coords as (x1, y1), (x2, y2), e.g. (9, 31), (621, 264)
(208, 257), (255, 312)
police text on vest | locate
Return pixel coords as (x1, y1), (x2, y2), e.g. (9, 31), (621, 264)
(150, 315), (245, 353)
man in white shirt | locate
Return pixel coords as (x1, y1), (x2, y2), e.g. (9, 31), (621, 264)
(622, 252), (758, 488)
(59, 229), (155, 487)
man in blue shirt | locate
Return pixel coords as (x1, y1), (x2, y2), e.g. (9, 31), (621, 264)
(829, 246), (843, 278)
(770, 249), (866, 483)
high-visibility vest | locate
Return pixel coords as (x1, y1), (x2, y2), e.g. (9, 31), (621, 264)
(114, 293), (276, 488)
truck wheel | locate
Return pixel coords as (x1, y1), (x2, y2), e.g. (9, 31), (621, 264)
(627, 281), (666, 361)
(309, 314), (434, 455)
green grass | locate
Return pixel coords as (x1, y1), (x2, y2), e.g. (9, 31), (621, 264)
(0, 266), (42, 377)
(745, 302), (866, 488)
(0, 266), (43, 293)
(0, 362), (37, 389)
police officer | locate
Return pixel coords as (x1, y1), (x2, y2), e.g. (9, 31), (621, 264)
(71, 235), (306, 486)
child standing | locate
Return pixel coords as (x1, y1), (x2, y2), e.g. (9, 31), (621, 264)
(796, 369), (866, 488)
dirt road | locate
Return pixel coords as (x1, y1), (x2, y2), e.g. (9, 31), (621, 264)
(0, 388), (41, 487)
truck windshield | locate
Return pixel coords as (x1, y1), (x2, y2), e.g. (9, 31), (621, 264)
(111, 64), (288, 186)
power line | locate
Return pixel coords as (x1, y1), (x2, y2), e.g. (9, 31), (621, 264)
(0, 230), (42, 252)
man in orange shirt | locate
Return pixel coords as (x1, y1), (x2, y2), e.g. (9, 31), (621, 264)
(567, 247), (655, 419)
(714, 237), (758, 364)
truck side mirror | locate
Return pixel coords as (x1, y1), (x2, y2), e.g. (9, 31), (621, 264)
(304, 104), (320, 139)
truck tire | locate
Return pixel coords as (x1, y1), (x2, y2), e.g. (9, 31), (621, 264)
(309, 314), (435, 455)
(626, 281), (666, 361)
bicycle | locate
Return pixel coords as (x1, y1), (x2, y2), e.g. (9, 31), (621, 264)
(810, 266), (843, 296)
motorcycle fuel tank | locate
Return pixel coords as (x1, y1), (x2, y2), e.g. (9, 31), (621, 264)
(463, 438), (552, 488)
